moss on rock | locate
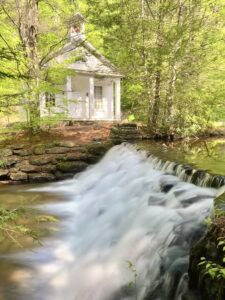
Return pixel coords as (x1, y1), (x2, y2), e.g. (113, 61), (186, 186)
(56, 161), (88, 173)
(33, 146), (46, 155)
(29, 156), (52, 166)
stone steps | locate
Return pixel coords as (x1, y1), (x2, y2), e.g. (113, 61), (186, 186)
(110, 123), (142, 142)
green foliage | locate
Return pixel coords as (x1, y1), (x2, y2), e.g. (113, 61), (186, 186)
(84, 0), (225, 134)
(198, 238), (225, 298)
(0, 0), (79, 132)
(204, 217), (213, 227)
(198, 260), (225, 300)
(0, 0), (225, 134)
(198, 256), (225, 280)
(215, 208), (225, 218)
(128, 114), (136, 122)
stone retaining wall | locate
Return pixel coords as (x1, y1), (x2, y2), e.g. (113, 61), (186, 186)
(0, 141), (111, 184)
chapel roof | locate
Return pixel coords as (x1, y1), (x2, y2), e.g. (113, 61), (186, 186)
(57, 33), (124, 78)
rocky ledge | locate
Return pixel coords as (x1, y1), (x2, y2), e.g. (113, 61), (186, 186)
(188, 192), (225, 299)
(0, 141), (111, 184)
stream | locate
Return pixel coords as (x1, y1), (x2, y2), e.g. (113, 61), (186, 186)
(0, 141), (222, 300)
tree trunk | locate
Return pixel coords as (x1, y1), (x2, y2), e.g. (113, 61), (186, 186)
(164, 64), (177, 128)
(140, 0), (152, 126)
(151, 0), (163, 129)
(17, 0), (40, 132)
(163, 0), (182, 130)
(152, 67), (161, 127)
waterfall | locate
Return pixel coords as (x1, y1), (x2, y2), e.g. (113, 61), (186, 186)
(144, 151), (225, 188)
(0, 143), (217, 300)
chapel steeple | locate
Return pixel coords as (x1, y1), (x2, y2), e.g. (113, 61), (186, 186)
(70, 13), (86, 42)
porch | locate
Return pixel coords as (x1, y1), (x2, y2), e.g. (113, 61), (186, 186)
(65, 75), (121, 121)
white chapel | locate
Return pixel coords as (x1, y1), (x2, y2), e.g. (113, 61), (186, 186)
(40, 13), (123, 121)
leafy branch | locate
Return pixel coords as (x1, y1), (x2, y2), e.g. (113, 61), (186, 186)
(198, 238), (225, 283)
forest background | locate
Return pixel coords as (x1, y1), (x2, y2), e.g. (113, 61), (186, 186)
(0, 0), (225, 136)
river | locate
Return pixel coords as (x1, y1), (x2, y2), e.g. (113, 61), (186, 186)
(0, 139), (224, 300)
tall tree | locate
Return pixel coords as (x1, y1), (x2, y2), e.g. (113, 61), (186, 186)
(0, 0), (78, 131)
(84, 0), (225, 135)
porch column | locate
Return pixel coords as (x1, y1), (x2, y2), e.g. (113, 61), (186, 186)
(115, 78), (121, 120)
(107, 84), (114, 120)
(89, 77), (94, 119)
(67, 76), (72, 117)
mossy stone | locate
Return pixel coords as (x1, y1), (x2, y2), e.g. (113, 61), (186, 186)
(56, 161), (87, 173)
(33, 146), (46, 155)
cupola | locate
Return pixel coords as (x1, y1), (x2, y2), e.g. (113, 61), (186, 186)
(70, 13), (86, 42)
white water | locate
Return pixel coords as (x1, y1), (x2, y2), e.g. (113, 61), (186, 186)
(146, 152), (225, 188)
(0, 144), (217, 300)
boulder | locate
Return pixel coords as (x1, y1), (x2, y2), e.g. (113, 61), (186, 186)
(87, 143), (110, 156)
(29, 156), (52, 166)
(5, 156), (21, 167)
(28, 173), (55, 183)
(13, 149), (32, 156)
(1, 148), (13, 157)
(40, 164), (56, 173)
(57, 152), (92, 162)
(71, 146), (88, 153)
(19, 161), (56, 173)
(11, 144), (25, 150)
(46, 147), (70, 154)
(9, 167), (19, 173)
(33, 146), (46, 155)
(17, 160), (37, 173)
(55, 141), (76, 148)
(0, 169), (9, 179)
(56, 161), (88, 173)
(55, 171), (74, 180)
(10, 171), (28, 181)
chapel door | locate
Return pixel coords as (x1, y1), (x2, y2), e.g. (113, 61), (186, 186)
(94, 86), (105, 119)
